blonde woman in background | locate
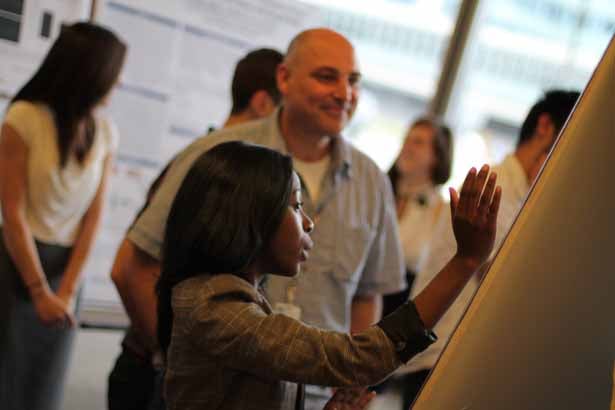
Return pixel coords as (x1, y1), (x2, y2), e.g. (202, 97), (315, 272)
(0, 22), (126, 410)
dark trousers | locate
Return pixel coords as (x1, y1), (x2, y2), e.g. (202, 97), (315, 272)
(382, 269), (416, 318)
(0, 232), (75, 410)
(108, 346), (166, 410)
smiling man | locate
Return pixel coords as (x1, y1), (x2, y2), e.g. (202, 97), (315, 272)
(116, 28), (406, 410)
(262, 29), (405, 409)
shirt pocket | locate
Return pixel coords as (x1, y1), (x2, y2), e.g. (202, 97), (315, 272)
(334, 224), (376, 283)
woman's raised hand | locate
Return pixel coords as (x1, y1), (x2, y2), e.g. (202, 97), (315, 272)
(449, 165), (501, 269)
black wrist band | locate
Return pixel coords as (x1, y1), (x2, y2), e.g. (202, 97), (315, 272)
(377, 302), (437, 363)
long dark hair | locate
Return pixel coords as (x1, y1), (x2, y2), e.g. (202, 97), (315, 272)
(156, 141), (294, 352)
(388, 116), (453, 196)
(12, 22), (126, 167)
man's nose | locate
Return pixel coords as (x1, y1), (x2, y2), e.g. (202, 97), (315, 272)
(333, 79), (352, 102)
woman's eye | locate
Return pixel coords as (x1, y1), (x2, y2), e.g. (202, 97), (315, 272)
(293, 202), (303, 211)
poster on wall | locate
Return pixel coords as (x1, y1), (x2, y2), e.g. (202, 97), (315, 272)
(0, 0), (91, 112)
(80, 0), (321, 326)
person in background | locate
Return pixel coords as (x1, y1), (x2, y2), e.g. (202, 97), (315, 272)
(157, 140), (501, 410)
(0, 22), (126, 410)
(375, 116), (453, 409)
(400, 89), (580, 408)
(223, 48), (284, 128)
(382, 116), (453, 316)
(108, 47), (283, 410)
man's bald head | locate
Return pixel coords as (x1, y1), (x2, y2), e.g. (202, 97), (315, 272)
(285, 28), (355, 70)
(277, 28), (360, 140)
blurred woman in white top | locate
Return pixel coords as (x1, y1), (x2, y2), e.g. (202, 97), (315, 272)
(386, 116), (453, 299)
(379, 116), (453, 409)
(0, 22), (126, 410)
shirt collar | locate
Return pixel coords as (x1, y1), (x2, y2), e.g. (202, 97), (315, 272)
(270, 106), (353, 179)
(330, 133), (353, 179)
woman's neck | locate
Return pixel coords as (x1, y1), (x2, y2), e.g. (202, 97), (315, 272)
(396, 173), (433, 198)
(242, 263), (264, 289)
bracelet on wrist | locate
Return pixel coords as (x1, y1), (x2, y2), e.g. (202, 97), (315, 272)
(26, 280), (47, 295)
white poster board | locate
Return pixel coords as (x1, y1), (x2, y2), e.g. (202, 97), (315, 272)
(80, 0), (321, 326)
(0, 0), (91, 111)
(412, 35), (615, 409)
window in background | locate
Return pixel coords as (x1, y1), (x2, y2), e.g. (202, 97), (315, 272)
(446, 0), (615, 188)
(301, 0), (461, 170)
(0, 0), (23, 42)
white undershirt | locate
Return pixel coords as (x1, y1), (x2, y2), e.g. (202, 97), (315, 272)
(292, 155), (331, 203)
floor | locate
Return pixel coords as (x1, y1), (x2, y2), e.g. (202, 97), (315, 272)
(62, 328), (123, 410)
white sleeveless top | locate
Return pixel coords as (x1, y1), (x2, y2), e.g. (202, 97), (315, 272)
(2, 101), (118, 246)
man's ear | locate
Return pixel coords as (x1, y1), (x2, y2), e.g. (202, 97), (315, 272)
(536, 113), (556, 140)
(276, 63), (290, 96)
(249, 90), (275, 118)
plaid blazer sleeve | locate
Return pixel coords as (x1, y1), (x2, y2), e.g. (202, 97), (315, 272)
(185, 274), (432, 388)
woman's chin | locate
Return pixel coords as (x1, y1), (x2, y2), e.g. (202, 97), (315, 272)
(284, 269), (300, 278)
(269, 267), (301, 277)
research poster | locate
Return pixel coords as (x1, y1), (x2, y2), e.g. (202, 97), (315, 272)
(0, 0), (90, 110)
(80, 0), (321, 325)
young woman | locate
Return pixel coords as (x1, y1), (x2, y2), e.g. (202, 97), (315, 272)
(0, 22), (126, 410)
(379, 117), (454, 408)
(385, 116), (453, 307)
(157, 141), (500, 410)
